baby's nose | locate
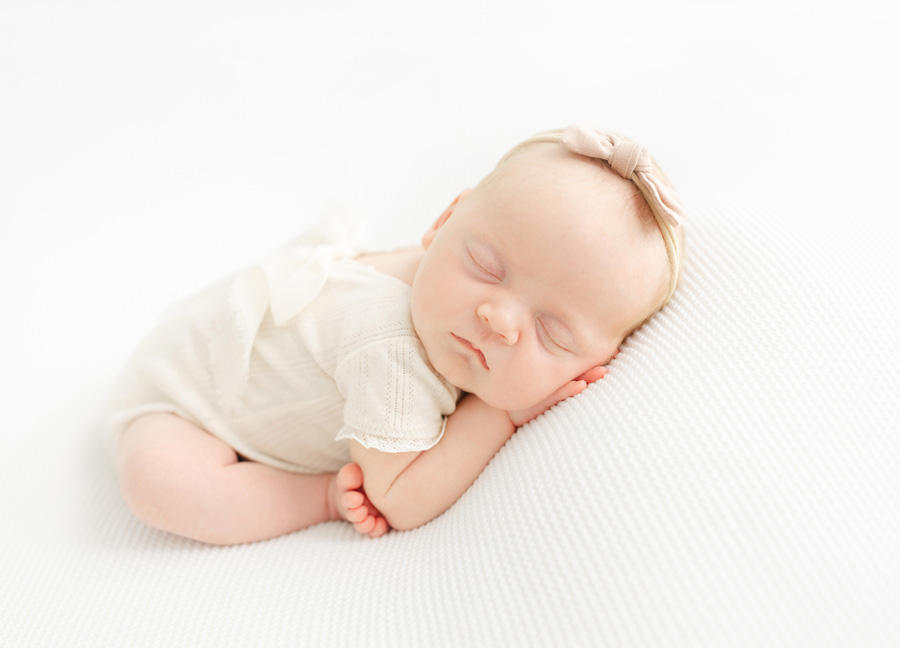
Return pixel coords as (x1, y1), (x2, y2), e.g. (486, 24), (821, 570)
(476, 301), (521, 345)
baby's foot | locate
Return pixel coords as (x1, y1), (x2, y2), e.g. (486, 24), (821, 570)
(331, 463), (390, 538)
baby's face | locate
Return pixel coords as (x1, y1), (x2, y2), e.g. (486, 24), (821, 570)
(410, 145), (667, 412)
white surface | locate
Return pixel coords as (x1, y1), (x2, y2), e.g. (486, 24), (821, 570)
(2, 1), (899, 646)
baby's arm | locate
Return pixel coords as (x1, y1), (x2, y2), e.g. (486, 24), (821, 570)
(348, 361), (612, 532)
(348, 393), (515, 531)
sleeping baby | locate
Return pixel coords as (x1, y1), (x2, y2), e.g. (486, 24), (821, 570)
(107, 124), (686, 544)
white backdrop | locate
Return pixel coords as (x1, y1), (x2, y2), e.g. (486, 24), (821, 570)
(2, 1), (898, 646)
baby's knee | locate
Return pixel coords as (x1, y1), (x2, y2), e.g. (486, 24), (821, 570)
(116, 414), (242, 538)
(117, 415), (206, 531)
(117, 429), (174, 530)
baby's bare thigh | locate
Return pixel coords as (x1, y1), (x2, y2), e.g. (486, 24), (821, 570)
(117, 414), (242, 527)
(118, 413), (239, 479)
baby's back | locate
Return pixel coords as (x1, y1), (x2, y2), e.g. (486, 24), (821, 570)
(106, 253), (437, 474)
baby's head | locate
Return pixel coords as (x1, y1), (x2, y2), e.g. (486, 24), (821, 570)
(410, 124), (686, 412)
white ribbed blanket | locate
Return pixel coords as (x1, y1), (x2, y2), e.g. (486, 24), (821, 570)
(3, 2), (898, 645)
(3, 196), (898, 647)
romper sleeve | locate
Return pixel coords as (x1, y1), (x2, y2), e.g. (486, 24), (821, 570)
(333, 334), (461, 453)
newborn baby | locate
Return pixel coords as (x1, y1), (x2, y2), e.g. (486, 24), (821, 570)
(108, 124), (686, 544)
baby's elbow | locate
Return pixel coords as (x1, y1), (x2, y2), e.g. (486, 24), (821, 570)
(384, 510), (427, 533)
(369, 488), (428, 533)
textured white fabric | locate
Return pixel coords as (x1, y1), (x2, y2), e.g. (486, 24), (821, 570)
(3, 2), (899, 647)
(7, 198), (898, 646)
(106, 223), (459, 472)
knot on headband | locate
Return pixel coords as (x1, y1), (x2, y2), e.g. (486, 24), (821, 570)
(608, 141), (650, 179)
(561, 126), (650, 178)
(559, 123), (685, 228)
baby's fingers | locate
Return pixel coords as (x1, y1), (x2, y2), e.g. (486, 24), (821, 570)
(577, 366), (608, 384)
(508, 380), (587, 427)
(558, 379), (588, 400)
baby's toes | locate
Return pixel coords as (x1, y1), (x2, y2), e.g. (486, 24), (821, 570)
(336, 463), (364, 492)
(342, 491), (365, 509)
(354, 515), (377, 534)
(368, 517), (389, 538)
(346, 505), (368, 523)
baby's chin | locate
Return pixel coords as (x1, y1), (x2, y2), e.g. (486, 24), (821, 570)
(425, 350), (552, 412)
(470, 389), (545, 414)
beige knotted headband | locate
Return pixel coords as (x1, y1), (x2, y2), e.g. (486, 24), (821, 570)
(491, 124), (686, 307)
(557, 123), (686, 306)
(559, 123), (685, 229)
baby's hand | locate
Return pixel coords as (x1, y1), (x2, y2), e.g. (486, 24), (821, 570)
(333, 463), (391, 538)
(507, 364), (610, 427)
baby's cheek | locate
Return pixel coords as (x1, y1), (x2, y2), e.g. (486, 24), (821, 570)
(484, 380), (536, 412)
(492, 354), (565, 410)
(513, 377), (557, 410)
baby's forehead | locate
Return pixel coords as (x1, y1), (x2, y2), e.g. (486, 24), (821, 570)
(489, 143), (636, 205)
(487, 147), (642, 227)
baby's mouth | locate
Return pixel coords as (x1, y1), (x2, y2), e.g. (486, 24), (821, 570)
(452, 333), (489, 370)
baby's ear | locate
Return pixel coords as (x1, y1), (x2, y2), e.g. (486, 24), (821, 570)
(422, 189), (471, 249)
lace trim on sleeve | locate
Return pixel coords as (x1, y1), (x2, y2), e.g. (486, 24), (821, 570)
(335, 417), (448, 454)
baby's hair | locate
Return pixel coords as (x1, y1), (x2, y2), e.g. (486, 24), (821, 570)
(485, 127), (686, 323)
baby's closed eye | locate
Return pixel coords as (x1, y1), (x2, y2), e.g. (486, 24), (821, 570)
(537, 317), (571, 353)
(466, 244), (505, 282)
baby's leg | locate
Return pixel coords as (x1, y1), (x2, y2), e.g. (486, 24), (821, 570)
(118, 413), (340, 545)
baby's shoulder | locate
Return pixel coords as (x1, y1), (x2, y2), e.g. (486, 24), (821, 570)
(305, 257), (419, 346)
(352, 246), (423, 287)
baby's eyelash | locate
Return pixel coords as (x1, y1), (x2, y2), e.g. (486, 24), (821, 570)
(468, 250), (500, 280)
(538, 319), (569, 352)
